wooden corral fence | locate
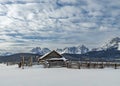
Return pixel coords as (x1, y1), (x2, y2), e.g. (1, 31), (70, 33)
(38, 60), (120, 69)
(7, 56), (119, 69)
(6, 59), (120, 69)
(66, 61), (120, 69)
(18, 56), (35, 69)
(6, 62), (19, 66)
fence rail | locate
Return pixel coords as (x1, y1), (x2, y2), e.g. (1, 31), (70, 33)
(66, 61), (120, 69)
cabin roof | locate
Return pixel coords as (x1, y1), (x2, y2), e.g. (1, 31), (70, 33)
(39, 50), (66, 61)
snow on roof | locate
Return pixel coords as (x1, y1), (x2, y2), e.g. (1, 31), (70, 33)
(39, 50), (66, 61)
(39, 52), (50, 60)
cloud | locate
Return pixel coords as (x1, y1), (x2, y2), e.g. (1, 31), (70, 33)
(0, 0), (119, 54)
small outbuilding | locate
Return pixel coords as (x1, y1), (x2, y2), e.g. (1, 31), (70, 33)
(38, 50), (66, 67)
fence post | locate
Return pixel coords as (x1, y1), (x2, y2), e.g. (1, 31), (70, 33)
(30, 57), (33, 67)
(78, 62), (81, 69)
(22, 56), (24, 69)
(114, 64), (117, 69)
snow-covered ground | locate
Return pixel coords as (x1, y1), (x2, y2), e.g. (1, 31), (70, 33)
(0, 64), (120, 86)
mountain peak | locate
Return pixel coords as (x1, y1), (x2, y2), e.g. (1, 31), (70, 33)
(56, 45), (89, 54)
(110, 37), (120, 44)
(106, 37), (120, 50)
(31, 47), (51, 55)
(92, 37), (120, 51)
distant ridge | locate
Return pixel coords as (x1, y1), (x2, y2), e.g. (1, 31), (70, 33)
(0, 53), (41, 63)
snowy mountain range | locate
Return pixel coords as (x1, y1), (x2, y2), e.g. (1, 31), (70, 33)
(92, 37), (120, 51)
(31, 37), (120, 55)
(56, 45), (89, 54)
(30, 45), (89, 55)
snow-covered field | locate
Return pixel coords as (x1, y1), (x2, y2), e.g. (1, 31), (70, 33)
(0, 64), (120, 86)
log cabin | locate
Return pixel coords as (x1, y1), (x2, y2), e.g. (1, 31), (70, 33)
(38, 50), (67, 67)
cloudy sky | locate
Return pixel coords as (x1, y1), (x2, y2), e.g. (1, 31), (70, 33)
(0, 0), (120, 53)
